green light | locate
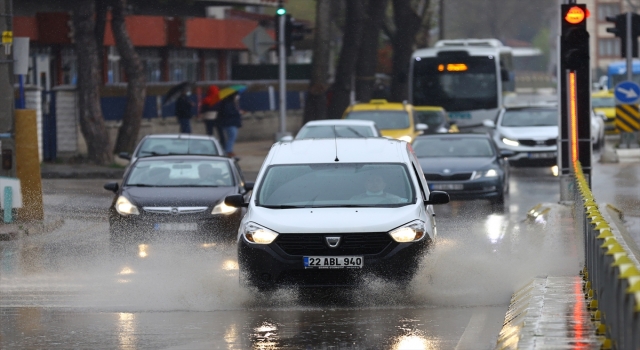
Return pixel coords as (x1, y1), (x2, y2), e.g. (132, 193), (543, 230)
(276, 7), (286, 15)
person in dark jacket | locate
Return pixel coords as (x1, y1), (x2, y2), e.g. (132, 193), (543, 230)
(200, 86), (221, 140)
(175, 89), (194, 134)
(217, 94), (243, 157)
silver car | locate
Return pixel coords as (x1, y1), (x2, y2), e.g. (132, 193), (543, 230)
(293, 120), (382, 140)
(118, 134), (225, 164)
(483, 106), (557, 167)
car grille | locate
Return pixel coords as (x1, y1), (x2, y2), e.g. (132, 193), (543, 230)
(275, 233), (392, 256)
(518, 139), (556, 147)
(423, 173), (473, 181)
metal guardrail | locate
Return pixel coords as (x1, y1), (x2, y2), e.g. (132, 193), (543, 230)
(575, 162), (640, 350)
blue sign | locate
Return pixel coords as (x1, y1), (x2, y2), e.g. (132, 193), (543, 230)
(614, 81), (640, 104)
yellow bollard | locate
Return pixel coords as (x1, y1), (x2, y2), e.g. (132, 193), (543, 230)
(15, 109), (43, 221)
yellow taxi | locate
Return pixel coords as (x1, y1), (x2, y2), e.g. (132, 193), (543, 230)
(342, 99), (426, 142)
(413, 105), (459, 133)
(591, 90), (617, 134)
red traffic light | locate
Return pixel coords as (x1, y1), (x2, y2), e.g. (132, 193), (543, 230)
(565, 6), (586, 24)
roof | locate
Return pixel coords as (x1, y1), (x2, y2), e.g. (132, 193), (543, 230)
(303, 120), (377, 127)
(143, 134), (217, 140)
(414, 105), (445, 111)
(347, 100), (410, 112)
(592, 90), (613, 97)
(412, 45), (509, 58)
(134, 154), (230, 162)
(266, 138), (409, 165)
(415, 132), (491, 140)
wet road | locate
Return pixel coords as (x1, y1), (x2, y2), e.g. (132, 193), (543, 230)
(0, 163), (594, 349)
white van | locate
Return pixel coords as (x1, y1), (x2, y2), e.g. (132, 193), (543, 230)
(224, 138), (449, 290)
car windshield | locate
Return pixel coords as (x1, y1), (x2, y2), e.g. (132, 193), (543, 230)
(256, 163), (415, 208)
(414, 110), (445, 127)
(296, 125), (375, 139)
(126, 159), (234, 187)
(136, 138), (220, 157)
(592, 97), (614, 108)
(413, 137), (495, 158)
(501, 109), (557, 127)
(345, 111), (410, 130)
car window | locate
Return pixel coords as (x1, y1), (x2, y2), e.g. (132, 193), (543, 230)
(296, 125), (375, 139)
(501, 109), (557, 127)
(414, 110), (444, 128)
(256, 163), (415, 208)
(126, 159), (234, 187)
(592, 97), (614, 108)
(136, 138), (220, 157)
(413, 137), (495, 158)
(345, 111), (410, 130)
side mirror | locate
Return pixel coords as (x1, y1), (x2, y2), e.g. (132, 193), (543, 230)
(225, 194), (248, 208)
(500, 150), (516, 157)
(415, 123), (428, 132)
(500, 68), (510, 82)
(104, 182), (119, 193)
(244, 182), (255, 192)
(118, 152), (131, 160)
(424, 191), (449, 205)
(280, 135), (294, 142)
(482, 119), (496, 128)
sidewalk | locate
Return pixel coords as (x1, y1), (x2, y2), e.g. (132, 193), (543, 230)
(40, 139), (275, 180)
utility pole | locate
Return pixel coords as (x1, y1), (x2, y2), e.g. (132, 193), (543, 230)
(275, 1), (290, 141)
(0, 0), (15, 178)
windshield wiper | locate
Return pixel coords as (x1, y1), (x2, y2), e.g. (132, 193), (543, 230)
(260, 205), (307, 209)
(345, 127), (365, 137)
(126, 184), (158, 187)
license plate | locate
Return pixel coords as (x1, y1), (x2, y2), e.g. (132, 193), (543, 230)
(154, 223), (197, 231)
(431, 183), (464, 190)
(304, 256), (363, 269)
(449, 112), (471, 119)
(528, 152), (556, 159)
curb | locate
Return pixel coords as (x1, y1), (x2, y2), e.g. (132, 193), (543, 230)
(0, 216), (65, 240)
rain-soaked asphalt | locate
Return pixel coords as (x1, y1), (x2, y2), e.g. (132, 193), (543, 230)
(1, 157), (629, 349)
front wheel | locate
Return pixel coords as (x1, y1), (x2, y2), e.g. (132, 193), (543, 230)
(490, 193), (505, 213)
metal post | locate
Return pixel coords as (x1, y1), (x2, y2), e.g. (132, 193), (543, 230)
(0, 0), (15, 178)
(277, 11), (288, 140)
(627, 12), (633, 82)
(17, 74), (24, 109)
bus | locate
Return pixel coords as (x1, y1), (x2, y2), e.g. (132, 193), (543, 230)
(605, 60), (640, 90)
(409, 39), (515, 129)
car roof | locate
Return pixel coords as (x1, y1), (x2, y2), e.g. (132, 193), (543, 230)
(266, 138), (409, 165)
(142, 134), (217, 140)
(413, 105), (445, 112)
(134, 155), (230, 162)
(347, 99), (411, 112)
(303, 120), (377, 127)
(414, 132), (491, 140)
(592, 90), (613, 97)
(503, 104), (557, 110)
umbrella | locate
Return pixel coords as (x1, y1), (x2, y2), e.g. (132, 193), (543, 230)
(218, 85), (247, 100)
(163, 81), (193, 106)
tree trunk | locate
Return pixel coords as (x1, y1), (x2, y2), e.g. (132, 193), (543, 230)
(355, 0), (389, 103)
(95, 0), (108, 75)
(73, 0), (113, 164)
(327, 0), (366, 119)
(111, 0), (147, 154)
(303, 0), (333, 123)
(389, 0), (428, 102)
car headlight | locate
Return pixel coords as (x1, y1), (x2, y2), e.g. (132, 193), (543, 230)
(398, 135), (412, 143)
(501, 137), (519, 147)
(388, 220), (427, 243)
(211, 201), (238, 215)
(242, 222), (278, 244)
(115, 196), (139, 216)
(472, 169), (499, 180)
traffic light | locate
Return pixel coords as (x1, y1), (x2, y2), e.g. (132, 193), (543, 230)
(605, 12), (640, 58)
(275, 14), (310, 57)
(561, 5), (589, 70)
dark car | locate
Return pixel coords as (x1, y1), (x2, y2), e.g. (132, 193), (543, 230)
(104, 155), (253, 244)
(412, 133), (511, 210)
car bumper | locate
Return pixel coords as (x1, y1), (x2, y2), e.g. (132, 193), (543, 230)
(428, 178), (503, 201)
(109, 211), (242, 241)
(237, 234), (432, 289)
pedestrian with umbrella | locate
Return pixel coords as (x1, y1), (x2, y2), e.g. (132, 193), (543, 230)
(200, 85), (221, 140)
(216, 85), (246, 158)
(164, 81), (195, 134)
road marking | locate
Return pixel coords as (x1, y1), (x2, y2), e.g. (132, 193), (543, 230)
(454, 311), (488, 350)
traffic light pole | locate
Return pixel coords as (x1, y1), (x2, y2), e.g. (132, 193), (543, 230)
(627, 12), (633, 81)
(277, 11), (288, 140)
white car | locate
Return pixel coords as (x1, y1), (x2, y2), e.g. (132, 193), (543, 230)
(483, 106), (558, 167)
(291, 119), (381, 140)
(591, 110), (606, 150)
(223, 138), (449, 290)
(119, 134), (225, 164)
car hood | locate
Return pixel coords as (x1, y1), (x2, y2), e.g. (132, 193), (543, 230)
(498, 126), (557, 139)
(246, 204), (423, 234)
(418, 157), (495, 173)
(122, 186), (236, 207)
